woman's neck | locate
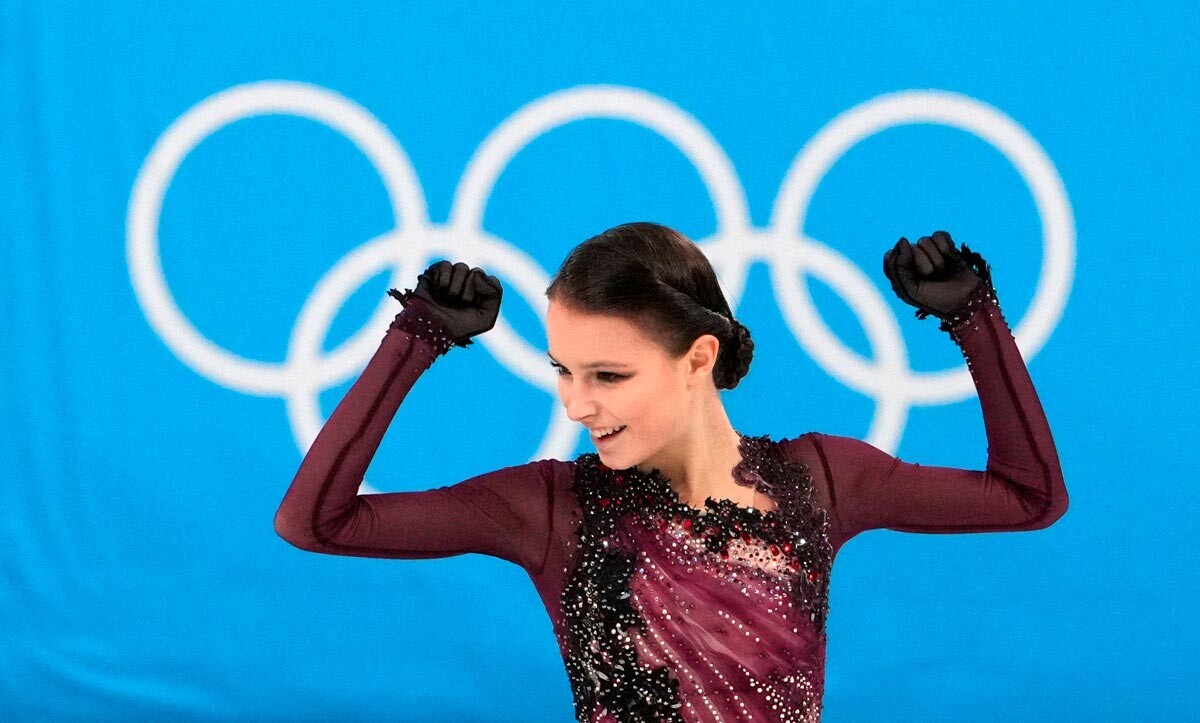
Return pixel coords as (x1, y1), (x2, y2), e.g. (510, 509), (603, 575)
(634, 394), (745, 508)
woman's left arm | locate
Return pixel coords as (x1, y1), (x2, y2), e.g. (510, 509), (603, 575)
(791, 233), (1068, 539)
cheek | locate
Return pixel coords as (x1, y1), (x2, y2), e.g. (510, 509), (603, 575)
(623, 376), (677, 419)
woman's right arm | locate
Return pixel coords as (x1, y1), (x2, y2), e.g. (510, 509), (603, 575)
(273, 295), (557, 574)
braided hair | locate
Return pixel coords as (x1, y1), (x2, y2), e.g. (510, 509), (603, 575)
(545, 222), (755, 390)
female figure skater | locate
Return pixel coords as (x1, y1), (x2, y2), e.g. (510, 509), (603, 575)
(274, 223), (1067, 722)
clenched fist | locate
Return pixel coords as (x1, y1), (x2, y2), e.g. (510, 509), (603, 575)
(388, 260), (503, 347)
(883, 230), (988, 321)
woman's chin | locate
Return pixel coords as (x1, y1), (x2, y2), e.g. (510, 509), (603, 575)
(596, 445), (625, 465)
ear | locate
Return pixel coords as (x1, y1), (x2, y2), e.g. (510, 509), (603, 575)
(683, 333), (721, 386)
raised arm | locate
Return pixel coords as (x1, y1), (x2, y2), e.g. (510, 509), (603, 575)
(273, 266), (557, 573)
(787, 234), (1068, 543)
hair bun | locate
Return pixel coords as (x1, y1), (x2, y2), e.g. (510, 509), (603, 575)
(715, 317), (755, 390)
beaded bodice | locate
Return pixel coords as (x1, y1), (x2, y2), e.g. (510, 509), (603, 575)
(557, 432), (834, 722)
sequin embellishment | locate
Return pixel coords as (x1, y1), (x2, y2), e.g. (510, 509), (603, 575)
(908, 242), (998, 336)
(388, 287), (475, 357)
(558, 432), (834, 722)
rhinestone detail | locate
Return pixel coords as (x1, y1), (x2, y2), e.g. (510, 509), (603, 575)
(387, 287), (466, 357)
(557, 432), (833, 722)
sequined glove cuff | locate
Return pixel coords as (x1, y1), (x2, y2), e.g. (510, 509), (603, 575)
(936, 276), (1001, 337)
(386, 290), (461, 358)
(919, 244), (1002, 338)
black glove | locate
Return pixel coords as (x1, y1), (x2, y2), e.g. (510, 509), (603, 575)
(388, 261), (503, 348)
(882, 230), (991, 322)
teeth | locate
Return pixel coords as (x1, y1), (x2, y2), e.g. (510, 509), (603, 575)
(593, 425), (626, 438)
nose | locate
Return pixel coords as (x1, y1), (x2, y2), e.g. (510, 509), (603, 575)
(560, 381), (598, 424)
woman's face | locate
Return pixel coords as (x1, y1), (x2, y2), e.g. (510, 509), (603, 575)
(546, 299), (713, 468)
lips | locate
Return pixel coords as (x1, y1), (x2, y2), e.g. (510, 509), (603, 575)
(591, 425), (627, 443)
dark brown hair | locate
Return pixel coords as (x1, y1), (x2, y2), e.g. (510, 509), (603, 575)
(545, 222), (754, 390)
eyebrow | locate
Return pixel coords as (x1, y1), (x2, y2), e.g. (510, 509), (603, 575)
(546, 352), (633, 370)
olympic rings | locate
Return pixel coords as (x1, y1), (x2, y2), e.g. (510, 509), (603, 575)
(127, 81), (1074, 493)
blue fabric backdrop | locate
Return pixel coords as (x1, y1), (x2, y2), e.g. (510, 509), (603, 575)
(2, 1), (1195, 720)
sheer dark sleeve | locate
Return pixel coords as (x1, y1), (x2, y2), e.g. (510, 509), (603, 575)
(788, 282), (1068, 542)
(273, 295), (556, 573)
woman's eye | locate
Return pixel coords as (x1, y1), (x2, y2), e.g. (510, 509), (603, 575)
(551, 365), (624, 383)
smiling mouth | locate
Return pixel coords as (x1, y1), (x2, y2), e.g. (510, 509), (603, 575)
(592, 425), (627, 442)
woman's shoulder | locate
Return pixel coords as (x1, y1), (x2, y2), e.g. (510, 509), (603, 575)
(527, 454), (586, 500)
(764, 431), (838, 489)
(773, 429), (867, 464)
(525, 455), (578, 483)
(764, 430), (824, 461)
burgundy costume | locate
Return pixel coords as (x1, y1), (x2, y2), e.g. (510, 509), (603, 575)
(275, 278), (1067, 722)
